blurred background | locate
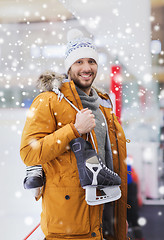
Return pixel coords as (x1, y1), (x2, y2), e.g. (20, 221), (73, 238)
(0, 0), (164, 239)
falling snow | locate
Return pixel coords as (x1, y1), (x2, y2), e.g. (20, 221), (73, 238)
(0, 1), (163, 239)
(138, 217), (147, 226)
(24, 216), (34, 226)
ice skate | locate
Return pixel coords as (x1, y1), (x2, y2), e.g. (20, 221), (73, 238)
(70, 137), (121, 205)
(24, 165), (45, 189)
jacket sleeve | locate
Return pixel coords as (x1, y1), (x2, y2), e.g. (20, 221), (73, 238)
(20, 92), (79, 166)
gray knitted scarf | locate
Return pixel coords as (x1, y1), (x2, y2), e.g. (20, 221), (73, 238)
(76, 86), (107, 164)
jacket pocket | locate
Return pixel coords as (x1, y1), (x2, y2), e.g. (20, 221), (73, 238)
(43, 185), (91, 235)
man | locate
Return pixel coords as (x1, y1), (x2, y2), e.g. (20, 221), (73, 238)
(20, 29), (127, 240)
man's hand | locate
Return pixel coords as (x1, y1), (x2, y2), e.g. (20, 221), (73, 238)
(74, 108), (96, 135)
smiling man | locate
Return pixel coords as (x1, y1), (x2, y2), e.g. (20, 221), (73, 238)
(20, 29), (128, 240)
(68, 58), (97, 95)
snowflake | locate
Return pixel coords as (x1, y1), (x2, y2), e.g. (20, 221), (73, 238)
(142, 148), (152, 163)
(135, 22), (140, 27)
(126, 73), (130, 77)
(15, 102), (20, 106)
(1, 162), (5, 166)
(151, 40), (161, 54)
(159, 186), (164, 195)
(112, 9), (119, 16)
(154, 25), (160, 31)
(117, 32), (123, 38)
(125, 27), (132, 34)
(0, 91), (4, 97)
(15, 191), (22, 198)
(158, 212), (162, 216)
(24, 217), (34, 226)
(42, 4), (47, 8)
(143, 73), (152, 83)
(150, 16), (155, 22)
(61, 15), (67, 21)
(24, 11), (30, 17)
(35, 38), (43, 44)
(138, 217), (147, 226)
(1, 97), (5, 102)
(34, 12), (39, 18)
(30, 139), (39, 149)
(26, 109), (35, 118)
(29, 64), (35, 70)
(159, 58), (164, 64)
(11, 125), (17, 131)
(57, 139), (61, 144)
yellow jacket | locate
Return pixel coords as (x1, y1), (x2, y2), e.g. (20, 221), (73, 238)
(20, 78), (127, 240)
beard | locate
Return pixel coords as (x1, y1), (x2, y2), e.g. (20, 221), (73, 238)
(68, 70), (96, 91)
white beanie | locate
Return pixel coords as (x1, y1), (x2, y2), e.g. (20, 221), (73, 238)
(64, 29), (98, 73)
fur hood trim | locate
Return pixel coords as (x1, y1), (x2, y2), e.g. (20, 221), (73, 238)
(36, 71), (113, 110)
(36, 71), (112, 107)
(36, 71), (66, 91)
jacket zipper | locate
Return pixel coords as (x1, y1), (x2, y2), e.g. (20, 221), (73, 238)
(69, 85), (120, 238)
(100, 108), (121, 239)
(111, 113), (122, 240)
(111, 113), (121, 174)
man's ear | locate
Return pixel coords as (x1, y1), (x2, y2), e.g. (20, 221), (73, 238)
(68, 67), (71, 74)
(67, 68), (71, 80)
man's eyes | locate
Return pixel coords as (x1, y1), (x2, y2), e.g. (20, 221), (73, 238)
(75, 61), (82, 64)
(89, 60), (96, 64)
(75, 60), (96, 64)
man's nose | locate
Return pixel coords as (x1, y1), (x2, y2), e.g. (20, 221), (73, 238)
(82, 62), (92, 72)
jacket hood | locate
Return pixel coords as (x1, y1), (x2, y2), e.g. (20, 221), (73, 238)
(36, 71), (105, 94)
(36, 71), (66, 91)
(36, 71), (113, 108)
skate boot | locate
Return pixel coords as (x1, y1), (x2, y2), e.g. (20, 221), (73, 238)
(24, 165), (45, 189)
(70, 137), (121, 206)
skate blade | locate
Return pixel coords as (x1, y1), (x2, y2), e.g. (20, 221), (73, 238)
(84, 185), (121, 206)
(31, 187), (42, 198)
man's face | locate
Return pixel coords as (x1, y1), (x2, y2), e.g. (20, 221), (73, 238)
(68, 58), (98, 93)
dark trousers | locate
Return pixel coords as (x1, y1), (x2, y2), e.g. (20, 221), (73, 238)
(127, 182), (139, 227)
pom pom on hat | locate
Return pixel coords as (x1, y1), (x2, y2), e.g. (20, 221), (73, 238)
(64, 28), (98, 73)
(67, 28), (83, 41)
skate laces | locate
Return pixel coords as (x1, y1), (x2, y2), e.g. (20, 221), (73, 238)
(99, 158), (118, 176)
(26, 166), (43, 178)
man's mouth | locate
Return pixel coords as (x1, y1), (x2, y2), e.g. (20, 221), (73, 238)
(79, 73), (93, 79)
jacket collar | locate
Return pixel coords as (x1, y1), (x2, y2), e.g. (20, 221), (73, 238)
(37, 71), (112, 110)
(61, 80), (84, 111)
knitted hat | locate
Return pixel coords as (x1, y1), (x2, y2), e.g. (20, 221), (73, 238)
(64, 29), (98, 73)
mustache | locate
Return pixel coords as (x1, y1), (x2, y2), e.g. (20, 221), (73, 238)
(79, 72), (93, 75)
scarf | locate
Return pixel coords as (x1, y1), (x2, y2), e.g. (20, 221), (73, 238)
(76, 86), (107, 164)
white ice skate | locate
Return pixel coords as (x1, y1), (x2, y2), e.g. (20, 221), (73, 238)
(70, 137), (121, 206)
(23, 165), (45, 198)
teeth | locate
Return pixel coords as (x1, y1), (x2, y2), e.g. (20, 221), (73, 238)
(81, 74), (91, 78)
